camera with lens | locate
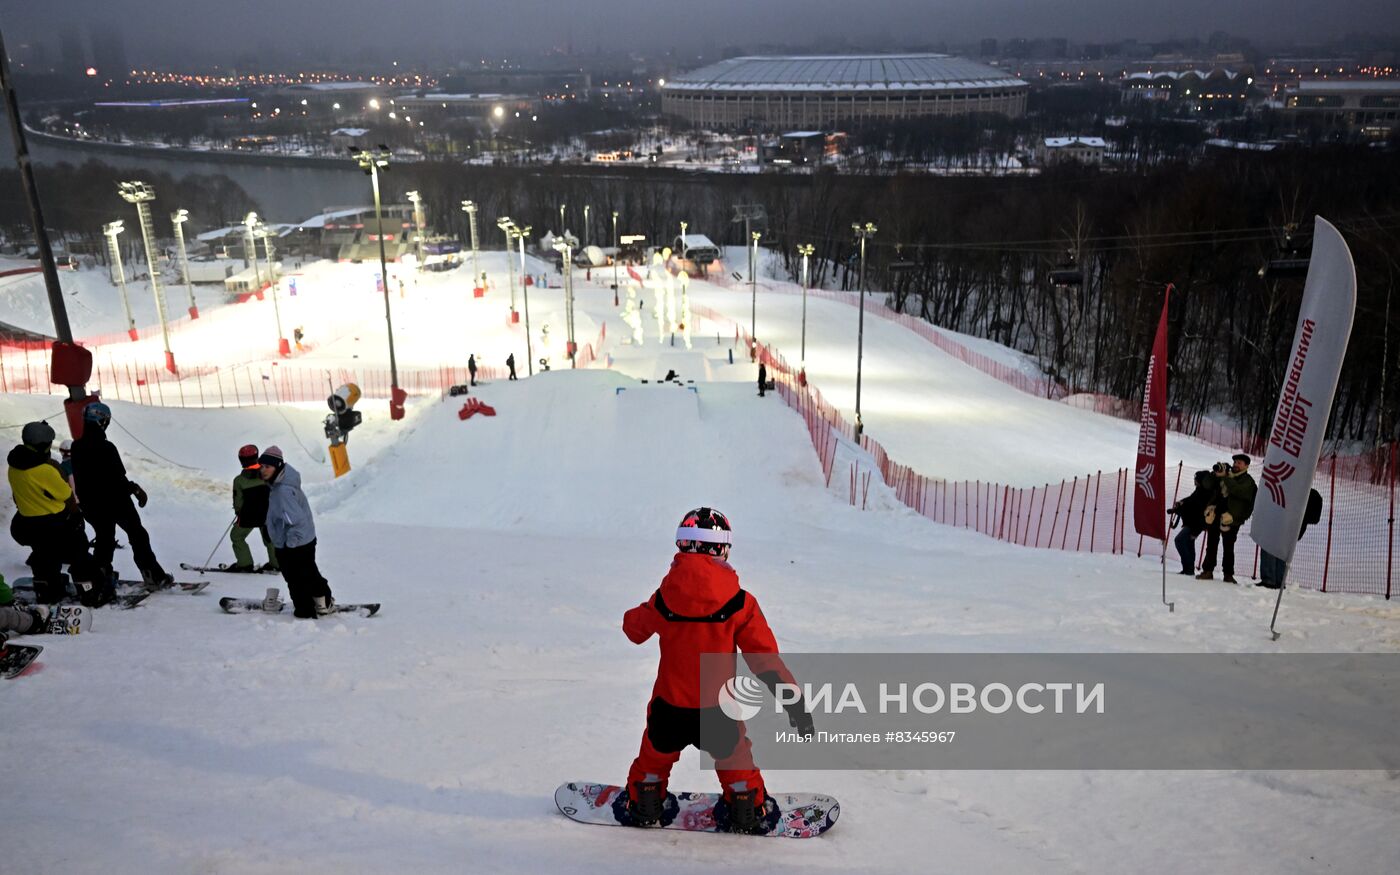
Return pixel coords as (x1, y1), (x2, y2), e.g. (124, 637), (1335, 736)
(1211, 461), (1230, 475)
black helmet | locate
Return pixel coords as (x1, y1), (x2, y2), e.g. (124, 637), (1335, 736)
(675, 507), (732, 558)
(21, 421), (55, 449)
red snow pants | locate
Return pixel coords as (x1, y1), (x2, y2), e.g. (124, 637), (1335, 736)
(626, 697), (764, 800)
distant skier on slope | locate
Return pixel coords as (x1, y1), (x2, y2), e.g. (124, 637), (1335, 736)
(757, 361), (767, 397)
(507, 353), (518, 381)
(468, 354), (478, 386)
(617, 507), (813, 834)
(229, 444), (278, 573)
(70, 402), (173, 588)
(259, 446), (335, 619)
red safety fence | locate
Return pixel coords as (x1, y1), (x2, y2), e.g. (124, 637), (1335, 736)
(3, 321), (612, 410)
(694, 300), (1399, 598)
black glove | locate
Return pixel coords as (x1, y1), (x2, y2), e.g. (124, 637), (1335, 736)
(786, 703), (815, 737)
(132, 484), (148, 508)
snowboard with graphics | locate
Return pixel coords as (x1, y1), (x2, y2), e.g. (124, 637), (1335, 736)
(180, 563), (280, 576)
(553, 782), (839, 838)
(10, 579), (149, 610)
(219, 597), (380, 618)
(1, 643), (43, 679)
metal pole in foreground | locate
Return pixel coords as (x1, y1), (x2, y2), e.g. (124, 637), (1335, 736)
(1268, 582), (1285, 640)
(0, 28), (79, 357)
(852, 222), (877, 438)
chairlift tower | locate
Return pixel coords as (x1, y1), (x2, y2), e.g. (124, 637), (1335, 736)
(119, 181), (176, 373)
(104, 220), (137, 341)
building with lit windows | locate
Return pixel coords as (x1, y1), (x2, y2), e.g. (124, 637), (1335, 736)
(1282, 80), (1400, 137)
(661, 54), (1027, 128)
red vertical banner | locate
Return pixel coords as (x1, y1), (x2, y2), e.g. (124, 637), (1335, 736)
(1134, 284), (1171, 541)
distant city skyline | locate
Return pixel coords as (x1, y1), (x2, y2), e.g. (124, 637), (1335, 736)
(4, 1), (1400, 71)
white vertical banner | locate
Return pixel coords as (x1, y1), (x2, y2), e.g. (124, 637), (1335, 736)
(1251, 217), (1357, 562)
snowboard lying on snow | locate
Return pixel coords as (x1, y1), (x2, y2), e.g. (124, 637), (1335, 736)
(10, 578), (150, 610)
(1, 643), (43, 679)
(554, 782), (839, 838)
(219, 597), (380, 618)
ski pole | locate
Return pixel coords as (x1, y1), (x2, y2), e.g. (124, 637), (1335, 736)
(197, 517), (237, 575)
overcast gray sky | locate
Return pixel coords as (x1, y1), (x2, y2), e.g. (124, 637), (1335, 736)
(5, 1), (1399, 66)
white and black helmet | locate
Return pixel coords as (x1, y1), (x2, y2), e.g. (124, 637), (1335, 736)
(675, 507), (732, 558)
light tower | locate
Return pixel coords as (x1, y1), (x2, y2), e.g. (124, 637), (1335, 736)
(749, 229), (761, 359)
(797, 243), (815, 373)
(406, 189), (426, 271)
(611, 210), (619, 306)
(852, 222), (878, 438)
(254, 223), (288, 356)
(553, 232), (578, 365)
(349, 144), (404, 420)
(118, 181), (176, 374)
(511, 223), (535, 375)
(583, 204), (590, 248)
(243, 211), (263, 291)
(103, 220), (137, 341)
(461, 199), (480, 288)
(170, 209), (198, 319)
(497, 215), (518, 321)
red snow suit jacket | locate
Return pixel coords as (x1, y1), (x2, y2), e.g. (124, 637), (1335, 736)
(624, 552), (794, 710)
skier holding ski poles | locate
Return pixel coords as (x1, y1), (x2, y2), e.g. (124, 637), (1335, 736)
(229, 444), (278, 573)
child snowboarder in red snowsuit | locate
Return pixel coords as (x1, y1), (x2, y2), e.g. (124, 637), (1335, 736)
(618, 507), (813, 833)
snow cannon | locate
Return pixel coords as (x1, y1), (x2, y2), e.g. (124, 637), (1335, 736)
(324, 383), (362, 477)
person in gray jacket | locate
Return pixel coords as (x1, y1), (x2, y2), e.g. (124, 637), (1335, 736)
(258, 446), (335, 619)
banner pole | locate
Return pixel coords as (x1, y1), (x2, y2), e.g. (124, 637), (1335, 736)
(1268, 582), (1284, 641)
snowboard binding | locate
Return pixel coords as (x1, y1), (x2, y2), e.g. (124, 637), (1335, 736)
(713, 790), (780, 835)
(612, 782), (679, 828)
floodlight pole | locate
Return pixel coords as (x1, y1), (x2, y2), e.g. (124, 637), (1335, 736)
(515, 225), (534, 376)
(104, 222), (136, 340)
(171, 209), (198, 318)
(749, 230), (760, 359)
(498, 216), (517, 318)
(798, 243), (815, 369)
(407, 189), (425, 271)
(120, 181), (176, 373)
(462, 200), (480, 287)
(611, 210), (619, 306)
(350, 145), (401, 414)
(852, 222), (878, 439)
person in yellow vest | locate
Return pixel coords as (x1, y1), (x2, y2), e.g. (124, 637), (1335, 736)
(6, 421), (107, 605)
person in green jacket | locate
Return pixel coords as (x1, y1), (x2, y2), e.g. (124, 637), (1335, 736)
(230, 444), (278, 572)
(1197, 453), (1258, 584)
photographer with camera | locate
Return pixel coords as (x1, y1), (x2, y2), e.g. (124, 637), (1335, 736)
(1196, 454), (1257, 584)
(1168, 468), (1216, 575)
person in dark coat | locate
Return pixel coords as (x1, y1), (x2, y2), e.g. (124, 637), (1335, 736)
(69, 402), (172, 587)
(1168, 469), (1214, 575)
(757, 361), (767, 397)
(230, 444), (277, 572)
(1197, 453), (1258, 584)
(468, 354), (478, 386)
(1256, 489), (1324, 590)
(7, 421), (105, 604)
(507, 353), (518, 381)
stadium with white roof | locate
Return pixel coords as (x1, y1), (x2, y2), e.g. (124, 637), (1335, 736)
(661, 54), (1028, 128)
